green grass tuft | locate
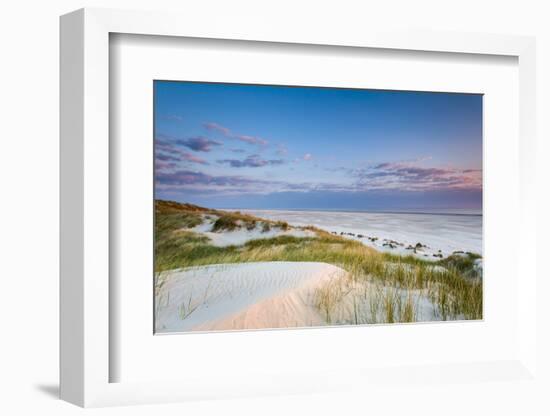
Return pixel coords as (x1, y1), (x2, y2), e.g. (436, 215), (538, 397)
(211, 215), (239, 232)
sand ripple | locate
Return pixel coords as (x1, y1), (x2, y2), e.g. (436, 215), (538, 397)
(155, 262), (347, 333)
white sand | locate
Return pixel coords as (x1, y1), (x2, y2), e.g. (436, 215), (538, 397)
(189, 217), (315, 247)
(155, 262), (347, 333)
(155, 261), (449, 333)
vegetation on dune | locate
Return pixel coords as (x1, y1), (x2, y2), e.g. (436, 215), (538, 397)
(211, 215), (240, 232)
(156, 199), (289, 233)
(438, 252), (482, 279)
(275, 220), (289, 231)
(155, 224), (368, 273)
(155, 199), (212, 214)
(154, 199), (483, 324)
(155, 210), (204, 242)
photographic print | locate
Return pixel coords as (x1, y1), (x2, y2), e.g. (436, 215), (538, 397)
(154, 81), (482, 333)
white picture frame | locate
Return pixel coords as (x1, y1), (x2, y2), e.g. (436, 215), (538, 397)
(60, 7), (537, 407)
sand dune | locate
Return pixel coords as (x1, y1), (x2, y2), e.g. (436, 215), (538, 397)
(190, 217), (315, 247)
(155, 262), (347, 333)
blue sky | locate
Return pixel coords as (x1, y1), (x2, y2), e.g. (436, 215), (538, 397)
(154, 81), (482, 211)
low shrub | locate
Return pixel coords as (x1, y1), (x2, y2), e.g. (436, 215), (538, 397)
(212, 215), (239, 232)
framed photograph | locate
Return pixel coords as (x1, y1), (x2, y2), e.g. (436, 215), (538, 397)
(60, 8), (537, 407)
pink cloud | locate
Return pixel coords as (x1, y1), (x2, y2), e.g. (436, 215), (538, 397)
(355, 159), (482, 192)
(203, 122), (231, 136)
(234, 135), (268, 146)
(182, 152), (209, 165)
(203, 121), (270, 147)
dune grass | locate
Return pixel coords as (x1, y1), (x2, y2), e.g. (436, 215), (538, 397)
(154, 199), (482, 324)
(211, 215), (241, 232)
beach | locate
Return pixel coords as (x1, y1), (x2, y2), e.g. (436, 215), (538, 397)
(154, 200), (483, 333)
(242, 209), (482, 259)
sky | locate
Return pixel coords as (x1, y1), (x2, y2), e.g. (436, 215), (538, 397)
(154, 81), (482, 212)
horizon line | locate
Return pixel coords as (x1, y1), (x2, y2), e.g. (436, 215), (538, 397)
(219, 207), (483, 217)
(155, 199), (482, 217)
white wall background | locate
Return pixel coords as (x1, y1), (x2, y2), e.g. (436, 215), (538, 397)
(0, 1), (548, 415)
